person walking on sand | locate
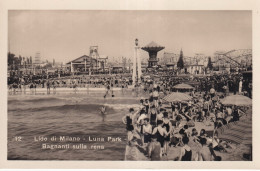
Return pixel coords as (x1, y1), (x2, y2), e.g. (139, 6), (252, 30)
(148, 134), (161, 161)
(153, 87), (159, 108)
(149, 106), (157, 128)
(142, 118), (152, 148)
(162, 112), (172, 156)
(152, 120), (169, 157)
(122, 108), (138, 144)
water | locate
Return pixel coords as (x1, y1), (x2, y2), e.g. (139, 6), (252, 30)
(8, 90), (144, 160)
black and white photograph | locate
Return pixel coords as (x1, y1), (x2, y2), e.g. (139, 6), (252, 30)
(5, 9), (254, 163)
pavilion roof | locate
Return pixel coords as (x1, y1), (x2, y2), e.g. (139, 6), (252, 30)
(141, 41), (165, 52)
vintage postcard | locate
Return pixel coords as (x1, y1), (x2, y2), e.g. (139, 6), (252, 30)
(0, 0), (260, 169)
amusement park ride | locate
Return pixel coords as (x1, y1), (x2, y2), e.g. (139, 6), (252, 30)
(214, 49), (252, 69)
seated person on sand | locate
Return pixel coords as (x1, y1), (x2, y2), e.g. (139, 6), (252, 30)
(198, 138), (213, 161)
(211, 135), (235, 153)
(188, 128), (203, 161)
(172, 124), (190, 147)
(179, 125), (190, 138)
(209, 109), (216, 122)
(174, 114), (185, 128)
(198, 129), (207, 142)
(190, 128), (200, 144)
(203, 112), (213, 126)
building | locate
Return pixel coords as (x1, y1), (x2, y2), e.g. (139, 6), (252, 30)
(160, 52), (179, 65)
(159, 50), (208, 74)
(185, 64), (204, 75)
(34, 52), (41, 64)
(66, 55), (108, 73)
(66, 46), (109, 74)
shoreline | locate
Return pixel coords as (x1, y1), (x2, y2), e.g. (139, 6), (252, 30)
(8, 86), (135, 93)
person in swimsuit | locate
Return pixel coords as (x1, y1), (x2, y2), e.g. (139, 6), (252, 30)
(104, 82), (110, 98)
(178, 136), (192, 161)
(148, 134), (161, 161)
(152, 88), (159, 108)
(179, 125), (189, 138)
(162, 112), (172, 156)
(122, 108), (135, 143)
(52, 80), (56, 94)
(191, 128), (200, 143)
(198, 129), (207, 141)
(100, 106), (107, 122)
(46, 80), (50, 94)
(152, 120), (169, 157)
(142, 118), (152, 147)
(136, 110), (147, 136)
(156, 108), (164, 125)
(149, 90), (153, 102)
(150, 106), (157, 129)
(143, 99), (150, 114)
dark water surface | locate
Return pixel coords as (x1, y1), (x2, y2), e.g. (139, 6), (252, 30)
(8, 90), (143, 160)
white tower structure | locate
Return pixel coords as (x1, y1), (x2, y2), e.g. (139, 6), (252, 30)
(34, 52), (41, 64)
(132, 39), (142, 85)
(89, 46), (100, 75)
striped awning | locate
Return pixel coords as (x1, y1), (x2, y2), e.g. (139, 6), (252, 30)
(216, 118), (252, 146)
(163, 92), (193, 103)
(220, 95), (252, 106)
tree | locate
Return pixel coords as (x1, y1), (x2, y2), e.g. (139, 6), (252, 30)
(13, 57), (20, 70)
(19, 55), (22, 67)
(30, 56), (32, 64)
(8, 52), (15, 66)
(177, 49), (184, 69)
(23, 57), (25, 65)
(207, 57), (213, 70)
(27, 57), (29, 64)
(122, 57), (127, 71)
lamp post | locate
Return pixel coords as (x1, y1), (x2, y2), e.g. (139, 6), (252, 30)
(132, 39), (137, 85)
(136, 39), (142, 83)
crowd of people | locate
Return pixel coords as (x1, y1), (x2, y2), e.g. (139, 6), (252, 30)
(143, 72), (252, 98)
(8, 70), (252, 161)
(8, 74), (134, 95)
(122, 75), (251, 161)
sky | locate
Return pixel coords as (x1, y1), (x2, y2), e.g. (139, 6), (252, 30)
(8, 10), (252, 63)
